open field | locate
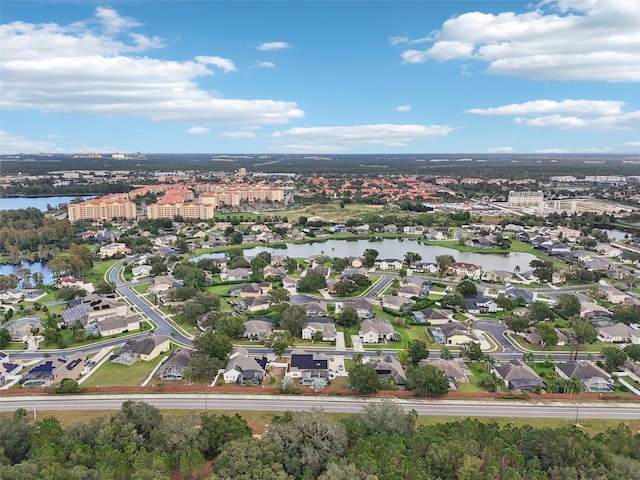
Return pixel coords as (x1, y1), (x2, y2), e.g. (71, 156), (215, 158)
(82, 349), (172, 387)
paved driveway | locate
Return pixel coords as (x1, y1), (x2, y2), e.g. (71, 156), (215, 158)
(351, 335), (364, 352)
(335, 332), (346, 350)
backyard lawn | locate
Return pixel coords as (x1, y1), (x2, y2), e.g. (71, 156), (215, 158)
(82, 348), (173, 387)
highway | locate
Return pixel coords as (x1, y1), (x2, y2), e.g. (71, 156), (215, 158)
(2, 394), (639, 419)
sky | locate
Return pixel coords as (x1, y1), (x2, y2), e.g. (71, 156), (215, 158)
(1, 0), (639, 155)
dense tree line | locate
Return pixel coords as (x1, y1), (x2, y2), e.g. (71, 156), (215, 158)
(1, 401), (639, 479)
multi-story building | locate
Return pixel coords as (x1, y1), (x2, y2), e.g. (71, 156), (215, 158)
(67, 194), (136, 223)
(146, 201), (215, 220)
(507, 190), (544, 208)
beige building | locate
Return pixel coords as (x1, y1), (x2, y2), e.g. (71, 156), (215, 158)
(68, 194), (136, 223)
(147, 201), (216, 220)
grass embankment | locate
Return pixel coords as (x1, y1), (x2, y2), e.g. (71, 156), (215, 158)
(82, 349), (172, 387)
(5, 409), (636, 438)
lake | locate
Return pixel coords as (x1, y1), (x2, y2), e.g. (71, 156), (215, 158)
(0, 196), (87, 212)
(0, 261), (54, 285)
(239, 238), (538, 272)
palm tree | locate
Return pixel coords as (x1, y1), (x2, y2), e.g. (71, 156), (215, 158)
(523, 352), (536, 366)
(352, 353), (364, 364)
(483, 354), (497, 374)
(441, 346), (454, 360)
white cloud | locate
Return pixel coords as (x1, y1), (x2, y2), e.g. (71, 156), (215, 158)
(389, 34), (434, 46)
(468, 99), (640, 130)
(0, 8), (304, 125)
(195, 56), (237, 73)
(466, 99), (624, 116)
(534, 148), (571, 153)
(257, 41), (291, 51)
(187, 126), (210, 134)
(400, 0), (640, 82)
(396, 105), (411, 112)
(271, 124), (454, 150)
(485, 146), (515, 153)
(0, 131), (59, 154)
(620, 141), (640, 147)
(255, 61), (276, 69)
(218, 131), (256, 139)
(94, 6), (140, 34)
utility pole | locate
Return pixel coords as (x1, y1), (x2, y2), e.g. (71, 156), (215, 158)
(32, 393), (37, 421)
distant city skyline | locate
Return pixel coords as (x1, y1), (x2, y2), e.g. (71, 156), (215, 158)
(1, 0), (639, 155)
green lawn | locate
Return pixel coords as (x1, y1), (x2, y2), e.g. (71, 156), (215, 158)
(132, 283), (150, 295)
(40, 322), (152, 349)
(507, 333), (604, 353)
(85, 259), (120, 284)
(82, 347), (174, 387)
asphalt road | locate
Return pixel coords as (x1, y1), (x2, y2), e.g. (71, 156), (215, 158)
(3, 394), (639, 419)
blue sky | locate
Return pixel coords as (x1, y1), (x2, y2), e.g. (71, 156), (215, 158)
(1, 0), (639, 155)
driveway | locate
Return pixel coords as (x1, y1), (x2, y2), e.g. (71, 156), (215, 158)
(329, 356), (348, 377)
(351, 335), (364, 352)
(335, 332), (346, 351)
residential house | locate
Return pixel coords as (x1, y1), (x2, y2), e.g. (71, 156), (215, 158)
(282, 276), (298, 290)
(0, 355), (23, 383)
(61, 294), (129, 327)
(243, 318), (273, 341)
(367, 355), (406, 386)
(305, 302), (328, 317)
(446, 262), (483, 279)
(440, 321), (480, 346)
(21, 353), (86, 386)
(579, 301), (612, 319)
(341, 268), (368, 279)
(95, 315), (141, 337)
(3, 316), (44, 342)
(397, 284), (422, 298)
(148, 275), (179, 295)
(348, 257), (364, 268)
(131, 265), (153, 278)
(602, 287), (633, 305)
(596, 243), (623, 258)
(597, 323), (640, 344)
(493, 359), (545, 392)
(504, 285), (534, 305)
(381, 295), (416, 312)
(228, 282), (272, 297)
(0, 289), (25, 304)
(555, 361), (615, 392)
(288, 350), (330, 379)
(359, 318), (397, 344)
(301, 266), (331, 279)
(223, 347), (267, 385)
(424, 230), (448, 241)
(355, 224), (370, 235)
(411, 308), (453, 325)
(374, 258), (403, 270)
(337, 298), (374, 319)
(403, 225), (425, 235)
(412, 262), (439, 274)
(58, 277), (95, 293)
(429, 326), (445, 344)
(484, 270), (517, 284)
(381, 224), (398, 233)
(237, 295), (270, 312)
(465, 296), (498, 314)
(301, 317), (337, 342)
(112, 335), (171, 364)
(419, 358), (470, 389)
(99, 242), (129, 258)
(263, 266), (286, 279)
(221, 268), (251, 282)
(157, 349), (193, 381)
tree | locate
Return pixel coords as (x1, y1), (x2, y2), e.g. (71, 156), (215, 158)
(440, 346), (454, 360)
(523, 352), (536, 366)
(279, 304), (306, 337)
(337, 305), (359, 327)
(118, 400), (162, 441)
(527, 301), (556, 323)
(442, 291), (466, 311)
(268, 288), (290, 305)
(456, 279), (477, 298)
(0, 328), (10, 349)
(55, 286), (86, 301)
(284, 257), (298, 274)
(193, 331), (232, 361)
(349, 364), (380, 394)
(265, 331), (294, 357)
(529, 259), (554, 283)
(362, 249), (379, 268)
(297, 271), (327, 293)
(215, 315), (246, 339)
(267, 409), (348, 479)
(406, 339), (429, 365)
(504, 315), (530, 333)
(404, 252), (422, 266)
(436, 254), (455, 274)
(55, 378), (83, 394)
(200, 412), (251, 458)
(352, 352), (364, 364)
(624, 344), (640, 362)
(94, 280), (115, 295)
(601, 346), (627, 373)
(556, 294), (581, 318)
(536, 322), (558, 348)
(571, 318), (597, 346)
(351, 400), (417, 436)
(318, 461), (380, 480)
(32, 271), (45, 289)
(406, 365), (449, 396)
(214, 437), (290, 480)
(461, 342), (483, 362)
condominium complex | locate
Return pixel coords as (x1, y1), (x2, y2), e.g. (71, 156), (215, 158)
(147, 201), (216, 220)
(69, 182), (284, 222)
(507, 190), (544, 208)
(67, 194), (136, 223)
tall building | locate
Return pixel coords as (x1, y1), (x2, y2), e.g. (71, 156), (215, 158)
(146, 202), (215, 220)
(67, 194), (136, 223)
(507, 190), (544, 208)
